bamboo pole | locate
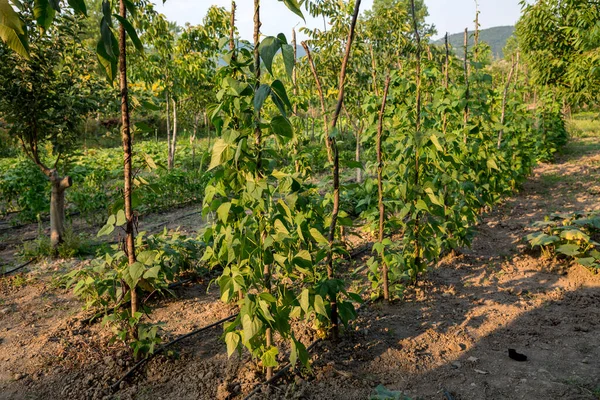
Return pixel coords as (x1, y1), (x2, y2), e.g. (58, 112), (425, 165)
(463, 28), (470, 144)
(377, 74), (392, 301)
(498, 56), (516, 149)
(411, 0), (423, 279)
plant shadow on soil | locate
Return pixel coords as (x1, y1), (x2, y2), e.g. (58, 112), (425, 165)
(274, 257), (600, 400)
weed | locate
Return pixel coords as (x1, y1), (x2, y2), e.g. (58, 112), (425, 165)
(8, 274), (32, 289)
(526, 211), (600, 272)
(19, 224), (93, 260)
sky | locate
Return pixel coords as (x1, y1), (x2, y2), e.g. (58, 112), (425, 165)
(152, 0), (524, 41)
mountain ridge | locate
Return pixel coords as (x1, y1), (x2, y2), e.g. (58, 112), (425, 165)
(434, 25), (515, 59)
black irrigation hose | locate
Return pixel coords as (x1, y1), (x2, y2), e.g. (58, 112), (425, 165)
(347, 241), (373, 259)
(110, 313), (238, 392)
(0, 211), (82, 233)
(110, 239), (375, 394)
(0, 210), (204, 281)
(0, 259), (35, 277)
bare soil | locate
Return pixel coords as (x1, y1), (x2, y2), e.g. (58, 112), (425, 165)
(1, 134), (599, 400)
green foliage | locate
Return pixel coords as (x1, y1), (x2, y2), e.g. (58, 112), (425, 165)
(67, 224), (205, 310)
(19, 223), (53, 260)
(0, 0), (577, 377)
(0, 139), (210, 223)
(0, 2), (102, 165)
(518, 0), (600, 105)
(20, 223), (92, 260)
(201, 16), (363, 371)
(63, 220), (205, 356)
(526, 211), (600, 272)
(103, 312), (162, 359)
(0, 158), (48, 220)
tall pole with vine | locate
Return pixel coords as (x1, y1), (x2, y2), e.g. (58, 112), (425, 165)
(253, 0), (273, 380)
(443, 32), (449, 135)
(463, 28), (470, 144)
(118, 0), (138, 334)
(410, 0), (422, 278)
(377, 74), (391, 301)
(326, 0), (362, 340)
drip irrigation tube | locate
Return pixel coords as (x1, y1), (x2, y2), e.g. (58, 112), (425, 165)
(110, 313), (238, 392)
(0, 259), (35, 277)
(110, 238), (376, 394)
(0, 200), (202, 234)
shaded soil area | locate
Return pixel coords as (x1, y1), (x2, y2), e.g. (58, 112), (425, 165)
(1, 133), (599, 400)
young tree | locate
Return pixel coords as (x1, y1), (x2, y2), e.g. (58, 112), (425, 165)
(0, 3), (99, 249)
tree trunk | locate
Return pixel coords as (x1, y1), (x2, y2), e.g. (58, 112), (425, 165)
(118, 0), (138, 333)
(292, 28), (301, 173)
(166, 92), (171, 170)
(474, 5), (480, 62)
(327, 0), (362, 341)
(370, 43), (379, 97)
(442, 32), (449, 135)
(230, 1), (236, 60)
(169, 98), (177, 169)
(253, 0), (271, 380)
(205, 111), (211, 149)
(49, 171), (72, 249)
(191, 112), (199, 170)
(356, 129), (362, 183)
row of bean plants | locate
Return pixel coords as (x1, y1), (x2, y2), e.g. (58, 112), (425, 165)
(200, 0), (568, 375)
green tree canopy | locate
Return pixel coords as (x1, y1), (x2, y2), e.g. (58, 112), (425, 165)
(517, 0), (600, 104)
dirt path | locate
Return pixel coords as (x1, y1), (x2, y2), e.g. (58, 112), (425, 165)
(0, 131), (599, 400)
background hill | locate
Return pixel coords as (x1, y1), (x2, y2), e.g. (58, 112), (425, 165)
(434, 25), (515, 59)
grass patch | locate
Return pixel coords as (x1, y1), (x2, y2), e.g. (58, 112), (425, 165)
(563, 140), (600, 158)
(568, 114), (600, 139)
(19, 224), (95, 261)
(541, 173), (565, 186)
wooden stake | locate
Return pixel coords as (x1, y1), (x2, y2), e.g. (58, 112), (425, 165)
(302, 42), (333, 163)
(118, 0), (138, 338)
(411, 0), (422, 278)
(498, 56), (516, 149)
(377, 74), (392, 301)
(443, 32), (449, 135)
(463, 28), (470, 144)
